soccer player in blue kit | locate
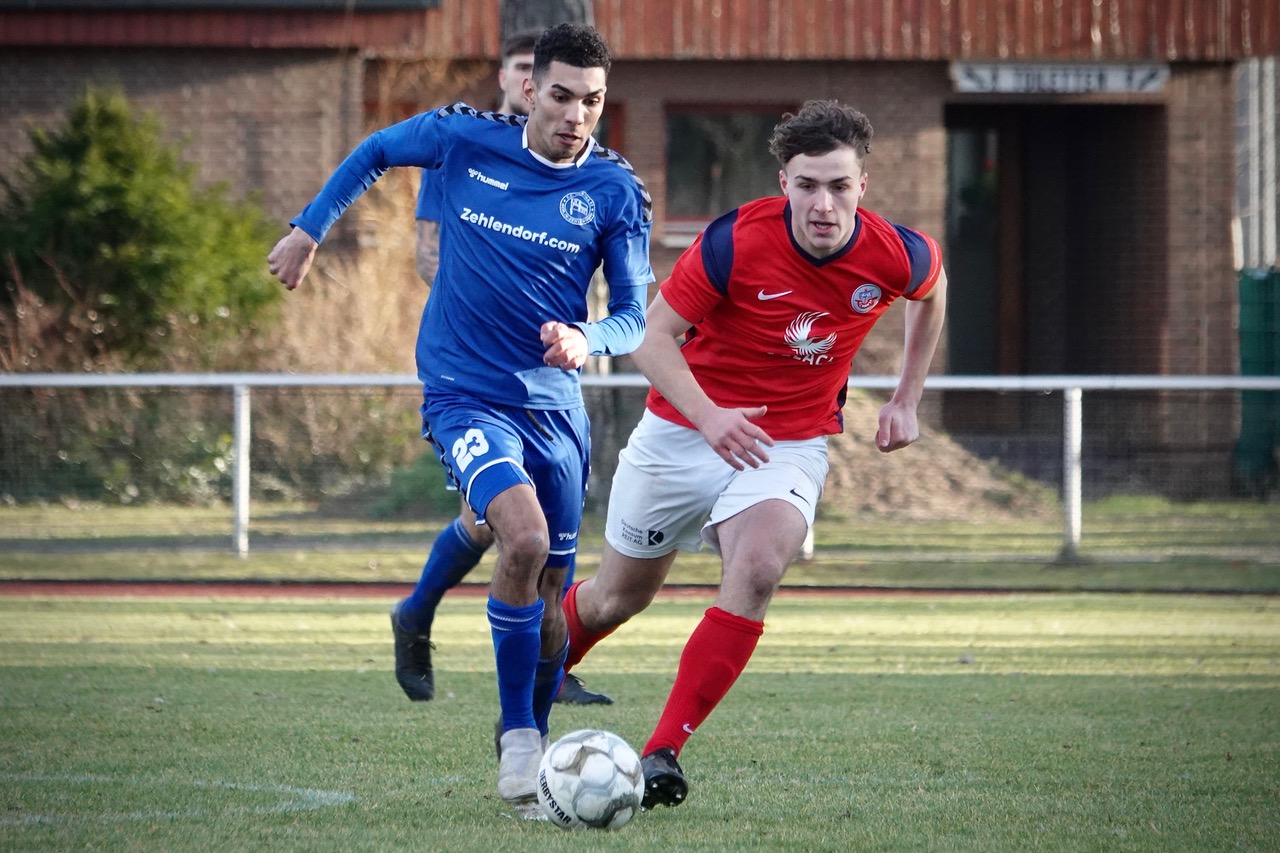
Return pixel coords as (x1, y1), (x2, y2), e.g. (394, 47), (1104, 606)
(404, 29), (613, 708)
(267, 23), (653, 805)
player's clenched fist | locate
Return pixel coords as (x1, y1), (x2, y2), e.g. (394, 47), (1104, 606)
(266, 227), (319, 291)
(875, 399), (920, 453)
(541, 321), (589, 370)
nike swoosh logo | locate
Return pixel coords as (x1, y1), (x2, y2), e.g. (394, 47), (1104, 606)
(682, 723), (696, 734)
(757, 289), (792, 300)
(789, 487), (811, 506)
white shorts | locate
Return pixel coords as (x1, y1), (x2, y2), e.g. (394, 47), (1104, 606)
(605, 410), (828, 558)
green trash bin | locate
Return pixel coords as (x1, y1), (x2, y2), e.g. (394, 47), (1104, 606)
(1234, 267), (1279, 495)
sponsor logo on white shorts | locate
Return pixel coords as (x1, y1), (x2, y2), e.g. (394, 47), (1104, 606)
(619, 519), (665, 549)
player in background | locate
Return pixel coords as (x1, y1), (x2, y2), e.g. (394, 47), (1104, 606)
(412, 31), (536, 289)
(558, 99), (948, 809)
(267, 23), (653, 806)
(400, 28), (613, 708)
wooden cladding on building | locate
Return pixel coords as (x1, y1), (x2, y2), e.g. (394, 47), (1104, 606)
(0, 8), (455, 53)
(592, 0), (1280, 61)
(2, 1), (1276, 60)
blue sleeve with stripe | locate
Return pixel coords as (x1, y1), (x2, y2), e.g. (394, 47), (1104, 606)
(571, 281), (647, 357)
(292, 111), (445, 242)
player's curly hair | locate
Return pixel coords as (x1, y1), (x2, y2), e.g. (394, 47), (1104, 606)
(768, 100), (874, 166)
(532, 22), (612, 81)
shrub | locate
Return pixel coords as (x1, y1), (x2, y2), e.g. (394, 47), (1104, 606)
(0, 88), (283, 505)
(0, 87), (280, 369)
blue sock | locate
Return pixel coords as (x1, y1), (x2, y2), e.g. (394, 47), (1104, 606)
(489, 596), (543, 733)
(532, 638), (568, 737)
(398, 518), (487, 633)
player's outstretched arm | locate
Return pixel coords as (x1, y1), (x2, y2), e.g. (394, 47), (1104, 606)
(634, 294), (774, 470)
(266, 227), (319, 291)
(876, 267), (949, 452)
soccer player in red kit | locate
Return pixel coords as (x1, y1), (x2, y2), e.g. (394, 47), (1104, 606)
(560, 99), (949, 808)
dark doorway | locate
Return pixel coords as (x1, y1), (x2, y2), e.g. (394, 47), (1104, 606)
(943, 103), (1169, 431)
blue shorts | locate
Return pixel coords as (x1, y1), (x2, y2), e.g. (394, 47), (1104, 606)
(421, 389), (590, 570)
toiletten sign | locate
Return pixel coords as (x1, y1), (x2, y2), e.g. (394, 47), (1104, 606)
(951, 63), (1170, 94)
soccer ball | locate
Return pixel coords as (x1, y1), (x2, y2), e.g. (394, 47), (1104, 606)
(537, 729), (644, 830)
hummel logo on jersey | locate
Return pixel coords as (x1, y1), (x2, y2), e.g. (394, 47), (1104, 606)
(757, 289), (793, 300)
(467, 167), (509, 191)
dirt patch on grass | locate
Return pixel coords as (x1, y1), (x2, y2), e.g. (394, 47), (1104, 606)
(822, 391), (1056, 522)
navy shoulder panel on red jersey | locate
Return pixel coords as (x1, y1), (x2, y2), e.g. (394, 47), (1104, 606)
(891, 224), (936, 296)
(699, 207), (741, 295)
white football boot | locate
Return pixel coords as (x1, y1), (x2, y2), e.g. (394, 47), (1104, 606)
(496, 727), (544, 803)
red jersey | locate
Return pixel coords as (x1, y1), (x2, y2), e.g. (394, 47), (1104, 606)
(648, 196), (941, 440)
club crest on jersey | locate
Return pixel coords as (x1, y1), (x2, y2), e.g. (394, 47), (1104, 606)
(851, 284), (882, 314)
(559, 191), (596, 226)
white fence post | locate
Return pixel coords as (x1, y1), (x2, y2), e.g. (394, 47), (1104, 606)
(233, 383), (251, 559)
(1058, 386), (1083, 563)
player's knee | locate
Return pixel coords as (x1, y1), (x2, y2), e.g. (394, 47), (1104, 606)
(499, 528), (550, 570)
(736, 561), (787, 606)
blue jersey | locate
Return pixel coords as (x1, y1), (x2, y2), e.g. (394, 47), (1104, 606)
(292, 103), (654, 409)
(415, 169), (442, 222)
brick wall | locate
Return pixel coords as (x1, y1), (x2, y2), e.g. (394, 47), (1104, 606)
(0, 47), (365, 229)
(1164, 64), (1240, 378)
(1154, 65), (1242, 494)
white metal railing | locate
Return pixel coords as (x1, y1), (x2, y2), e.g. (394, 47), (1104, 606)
(3, 373), (1279, 558)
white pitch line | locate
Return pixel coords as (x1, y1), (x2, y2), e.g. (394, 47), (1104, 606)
(0, 773), (355, 826)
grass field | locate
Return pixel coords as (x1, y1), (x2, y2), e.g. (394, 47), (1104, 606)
(2, 590), (1278, 851)
(1, 498), (1278, 592)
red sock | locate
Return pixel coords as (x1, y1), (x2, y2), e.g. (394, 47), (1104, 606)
(643, 606), (763, 758)
(562, 579), (619, 672)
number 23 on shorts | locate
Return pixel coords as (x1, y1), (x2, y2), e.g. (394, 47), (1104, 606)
(451, 428), (490, 472)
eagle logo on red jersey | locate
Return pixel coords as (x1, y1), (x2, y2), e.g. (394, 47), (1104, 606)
(786, 311), (836, 358)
